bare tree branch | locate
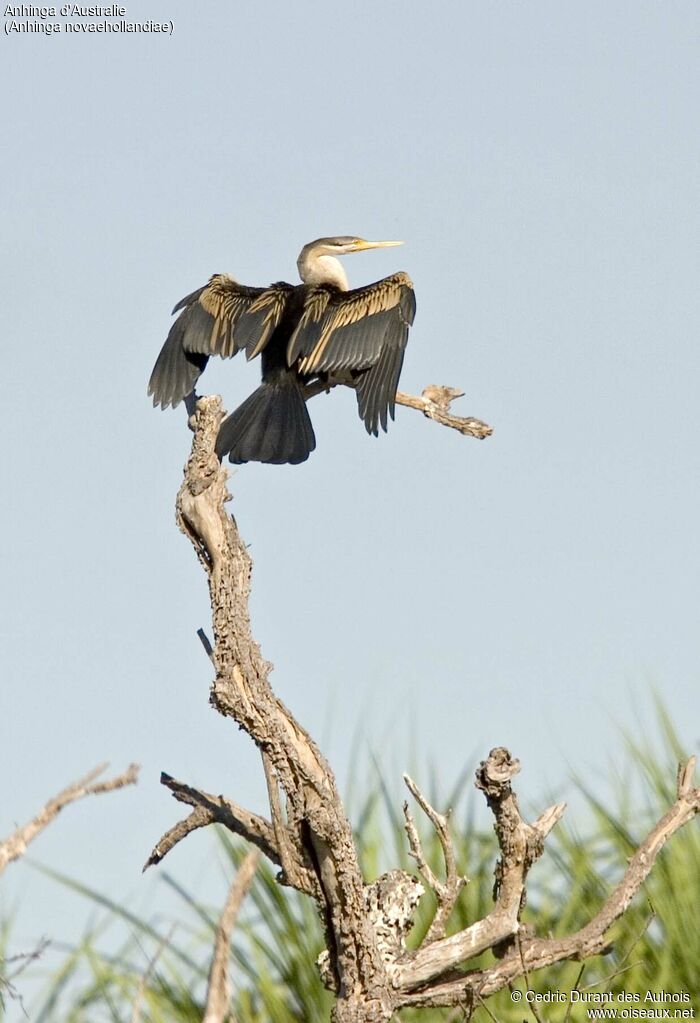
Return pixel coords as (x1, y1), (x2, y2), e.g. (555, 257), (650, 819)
(0, 763), (139, 876)
(392, 748), (565, 990)
(202, 850), (259, 1023)
(260, 751), (309, 890)
(395, 389), (492, 439)
(301, 377), (492, 440)
(144, 773), (279, 870)
(397, 757), (699, 1007)
(402, 773), (467, 943)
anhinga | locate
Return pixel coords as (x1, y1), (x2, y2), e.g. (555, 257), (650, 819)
(148, 237), (416, 464)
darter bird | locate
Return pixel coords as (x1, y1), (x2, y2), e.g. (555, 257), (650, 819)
(148, 236), (416, 465)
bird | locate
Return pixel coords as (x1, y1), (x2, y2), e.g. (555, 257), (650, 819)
(148, 236), (416, 465)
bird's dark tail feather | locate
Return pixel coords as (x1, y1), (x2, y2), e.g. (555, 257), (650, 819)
(215, 377), (316, 465)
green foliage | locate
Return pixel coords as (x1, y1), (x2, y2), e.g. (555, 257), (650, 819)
(2, 714), (698, 1022)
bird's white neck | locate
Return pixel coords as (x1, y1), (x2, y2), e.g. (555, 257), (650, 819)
(297, 250), (349, 290)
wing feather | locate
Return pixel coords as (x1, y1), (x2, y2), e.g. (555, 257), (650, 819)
(287, 272), (415, 433)
(196, 275), (288, 358)
(235, 286), (293, 360)
(148, 275), (291, 408)
(288, 273), (413, 373)
(355, 326), (408, 434)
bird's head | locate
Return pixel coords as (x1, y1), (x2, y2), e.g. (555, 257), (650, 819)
(308, 236), (404, 256)
(297, 237), (403, 288)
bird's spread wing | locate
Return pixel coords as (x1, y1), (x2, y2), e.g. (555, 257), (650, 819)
(287, 272), (415, 434)
(148, 275), (292, 408)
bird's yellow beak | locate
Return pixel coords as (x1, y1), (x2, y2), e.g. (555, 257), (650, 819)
(353, 238), (404, 251)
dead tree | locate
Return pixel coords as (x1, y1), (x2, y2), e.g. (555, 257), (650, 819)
(147, 394), (698, 1023)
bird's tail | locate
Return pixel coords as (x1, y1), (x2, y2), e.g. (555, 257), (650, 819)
(215, 376), (316, 465)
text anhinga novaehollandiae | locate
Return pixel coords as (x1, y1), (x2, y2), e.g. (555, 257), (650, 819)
(148, 237), (416, 464)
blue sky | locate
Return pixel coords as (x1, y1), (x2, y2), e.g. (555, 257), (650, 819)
(1, 0), (698, 1013)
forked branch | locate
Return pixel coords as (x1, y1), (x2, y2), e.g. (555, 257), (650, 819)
(392, 749), (566, 990)
(144, 772), (279, 870)
(398, 756), (699, 1008)
(403, 773), (467, 943)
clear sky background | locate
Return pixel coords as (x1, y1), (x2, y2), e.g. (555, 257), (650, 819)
(1, 0), (698, 1016)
